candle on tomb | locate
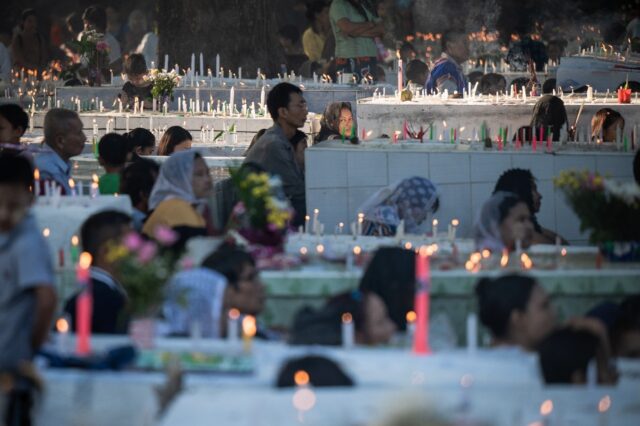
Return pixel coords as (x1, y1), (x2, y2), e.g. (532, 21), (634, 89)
(357, 213), (364, 235)
(227, 308), (240, 342)
(199, 52), (204, 77)
(90, 174), (99, 197)
(242, 315), (256, 353)
(341, 313), (355, 348)
(68, 178), (77, 196)
(448, 218), (459, 240)
(466, 313), (478, 355)
(406, 310), (416, 346)
(312, 209), (319, 234)
(34, 168), (40, 196)
(55, 315), (70, 354)
(215, 54), (220, 78)
(304, 215), (310, 234)
(70, 235), (80, 264)
(76, 252), (93, 356)
(413, 246), (431, 354)
(431, 219), (438, 238)
(397, 51), (403, 91)
(164, 54), (169, 71)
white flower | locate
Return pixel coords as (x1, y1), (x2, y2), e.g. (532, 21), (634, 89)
(603, 179), (640, 205)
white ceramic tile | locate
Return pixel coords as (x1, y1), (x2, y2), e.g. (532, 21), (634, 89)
(306, 150), (348, 188)
(553, 190), (588, 243)
(470, 153), (513, 183)
(511, 153), (555, 180)
(388, 153), (430, 182)
(429, 153), (470, 184)
(347, 186), (383, 219)
(553, 154), (596, 175)
(596, 155), (635, 179)
(434, 183), (473, 239)
(347, 151), (388, 187)
(306, 188), (349, 230)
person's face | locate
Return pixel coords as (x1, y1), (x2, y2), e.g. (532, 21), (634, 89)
(230, 262), (266, 315)
(136, 145), (155, 156)
(294, 141), (307, 170)
(499, 202), (534, 250)
(604, 118), (624, 142)
(172, 139), (191, 153)
(362, 293), (397, 345)
(280, 92), (308, 129)
(447, 37), (470, 63)
(510, 285), (556, 349)
(318, 7), (330, 30)
(192, 156), (212, 199)
(0, 184), (33, 233)
(83, 19), (93, 31)
(531, 180), (542, 213)
(338, 108), (353, 136)
(54, 118), (86, 160)
(0, 115), (23, 144)
(616, 330), (640, 358)
(23, 15), (38, 33)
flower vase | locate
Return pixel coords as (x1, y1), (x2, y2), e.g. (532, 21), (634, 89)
(129, 317), (156, 349)
(600, 241), (640, 262)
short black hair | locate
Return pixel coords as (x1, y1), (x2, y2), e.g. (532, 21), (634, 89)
(276, 355), (354, 387)
(0, 104), (29, 135)
(542, 78), (556, 94)
(82, 5), (107, 32)
(493, 168), (536, 215)
(538, 328), (598, 384)
(267, 82), (303, 121)
(305, 1), (328, 23)
(201, 242), (255, 289)
(80, 210), (131, 258)
(405, 59), (429, 84)
(125, 53), (148, 77)
(530, 95), (568, 141)
(119, 158), (159, 207)
(66, 12), (83, 34)
(21, 8), (37, 23)
(126, 128), (156, 152)
(441, 30), (466, 52)
(157, 126), (192, 156)
(475, 274), (537, 338)
(479, 73), (507, 95)
(0, 152), (33, 189)
(98, 133), (129, 167)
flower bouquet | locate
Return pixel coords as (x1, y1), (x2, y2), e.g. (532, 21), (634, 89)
(554, 170), (640, 260)
(146, 69), (181, 101)
(71, 30), (110, 86)
(227, 167), (293, 249)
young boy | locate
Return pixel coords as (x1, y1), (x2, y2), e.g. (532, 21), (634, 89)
(64, 210), (132, 333)
(0, 153), (56, 419)
(98, 133), (128, 195)
(119, 158), (159, 232)
(0, 104), (29, 146)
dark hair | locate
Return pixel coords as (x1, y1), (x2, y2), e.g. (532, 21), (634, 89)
(157, 126), (192, 156)
(275, 355), (354, 387)
(98, 133), (129, 167)
(542, 78), (556, 94)
(80, 210), (131, 258)
(21, 9), (37, 24)
(493, 168), (540, 231)
(530, 95), (568, 141)
(82, 5), (107, 32)
(479, 73), (507, 95)
(202, 242), (255, 289)
(441, 30), (466, 52)
(611, 295), (640, 356)
(44, 108), (80, 146)
(305, 1), (328, 23)
(66, 12), (83, 34)
(634, 150), (640, 186)
(267, 82), (303, 121)
(475, 274), (537, 338)
(0, 153), (33, 189)
(126, 128), (155, 153)
(591, 108), (624, 141)
(538, 328), (598, 384)
(124, 53), (148, 77)
(278, 25), (300, 44)
(400, 41), (417, 56)
(119, 158), (159, 208)
(245, 128), (267, 155)
(359, 247), (415, 331)
(497, 194), (527, 226)
(0, 104), (29, 136)
(467, 71), (484, 85)
(405, 60), (429, 84)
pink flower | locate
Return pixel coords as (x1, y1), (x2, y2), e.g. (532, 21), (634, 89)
(137, 242), (157, 264)
(154, 226), (178, 246)
(180, 257), (195, 270)
(96, 41), (110, 52)
(123, 232), (143, 250)
(232, 201), (246, 215)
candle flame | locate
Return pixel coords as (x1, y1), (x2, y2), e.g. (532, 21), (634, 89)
(339, 222), (344, 228)
(92, 174), (99, 184)
(313, 208), (319, 214)
(79, 252), (92, 269)
(465, 260), (474, 271)
(353, 246), (362, 255)
(316, 244), (325, 254)
(432, 219), (438, 226)
(404, 242), (413, 250)
(34, 169), (40, 180)
(561, 248), (567, 257)
(500, 250), (509, 267)
(418, 245), (431, 257)
(294, 370), (310, 386)
(451, 218), (459, 226)
(42, 228), (50, 237)
(56, 317), (69, 333)
(71, 235), (79, 246)
(481, 249), (491, 259)
(342, 313), (352, 323)
(406, 310), (417, 323)
(242, 315), (257, 337)
(521, 253), (533, 269)
(598, 395), (611, 413)
(540, 399), (553, 416)
(68, 178), (75, 189)
(470, 252), (482, 263)
(228, 308), (240, 320)
(442, 120), (447, 128)
(300, 247), (308, 256)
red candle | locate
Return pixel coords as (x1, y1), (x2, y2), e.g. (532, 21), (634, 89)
(413, 247), (431, 355)
(403, 120), (408, 140)
(532, 130), (537, 152)
(76, 252), (93, 356)
(546, 133), (552, 152)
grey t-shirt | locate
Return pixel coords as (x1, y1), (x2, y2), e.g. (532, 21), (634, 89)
(0, 213), (54, 369)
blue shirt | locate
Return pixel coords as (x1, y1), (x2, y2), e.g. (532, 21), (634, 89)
(34, 147), (72, 194)
(425, 53), (467, 95)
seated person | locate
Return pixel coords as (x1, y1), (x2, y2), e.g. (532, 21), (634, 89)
(359, 247), (415, 331)
(479, 73), (507, 95)
(244, 128), (267, 155)
(493, 168), (568, 245)
(276, 355), (354, 387)
(119, 158), (159, 232)
(314, 101), (356, 144)
(244, 83), (307, 226)
(163, 243), (265, 338)
(291, 131), (308, 171)
(64, 210), (132, 334)
(425, 31), (469, 95)
(591, 108), (624, 143)
(475, 274), (556, 351)
(0, 154), (56, 380)
(405, 59), (429, 88)
(157, 126), (192, 156)
(81, 5), (122, 73)
(530, 95), (569, 141)
(143, 151), (214, 245)
(289, 290), (396, 346)
(0, 104), (29, 146)
(126, 127), (156, 161)
(467, 70), (483, 86)
(35, 109), (86, 194)
(360, 177), (439, 236)
(97, 133), (128, 195)
(611, 295), (640, 358)
(474, 191), (534, 252)
(119, 53), (152, 110)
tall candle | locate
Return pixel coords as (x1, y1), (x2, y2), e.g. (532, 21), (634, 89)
(413, 247), (431, 354)
(199, 52), (204, 77)
(397, 57), (403, 91)
(432, 219), (438, 238)
(76, 252), (93, 356)
(229, 86), (235, 114)
(341, 313), (355, 348)
(227, 308), (240, 343)
(190, 53), (195, 77)
(164, 54), (169, 71)
(216, 54), (220, 78)
(242, 315), (256, 353)
(34, 168), (40, 196)
(70, 235), (80, 264)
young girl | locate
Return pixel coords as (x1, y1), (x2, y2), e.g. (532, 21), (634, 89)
(119, 53), (153, 110)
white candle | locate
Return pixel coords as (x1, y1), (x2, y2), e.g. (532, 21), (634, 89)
(357, 213), (364, 235)
(341, 313), (354, 348)
(199, 52), (204, 77)
(164, 54), (169, 71)
(125, 114), (130, 132)
(304, 215), (310, 233)
(215, 54), (220, 78)
(466, 313), (477, 355)
(432, 219), (438, 238)
(190, 53), (195, 77)
(227, 308), (240, 343)
(238, 67), (242, 80)
(229, 86), (235, 115)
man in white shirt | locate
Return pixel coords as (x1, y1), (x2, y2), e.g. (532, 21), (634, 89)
(81, 5), (122, 72)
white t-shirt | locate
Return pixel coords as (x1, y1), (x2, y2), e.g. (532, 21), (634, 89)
(136, 32), (158, 69)
(104, 33), (122, 65)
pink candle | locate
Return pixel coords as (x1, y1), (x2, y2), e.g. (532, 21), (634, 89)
(532, 131), (537, 152)
(413, 247), (431, 355)
(403, 120), (408, 140)
(76, 252), (93, 355)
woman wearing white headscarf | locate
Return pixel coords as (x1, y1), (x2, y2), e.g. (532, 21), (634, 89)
(359, 177), (439, 236)
(474, 191), (535, 252)
(142, 151), (213, 242)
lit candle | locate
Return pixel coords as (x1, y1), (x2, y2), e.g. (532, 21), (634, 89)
(397, 53), (403, 91)
(448, 218), (459, 240)
(68, 178), (76, 196)
(90, 174), (99, 198)
(406, 310), (416, 346)
(432, 219), (438, 238)
(598, 395), (611, 426)
(341, 313), (354, 348)
(413, 246), (431, 354)
(55, 315), (70, 354)
(33, 168), (40, 196)
(520, 253), (533, 270)
(227, 308), (240, 342)
(312, 208), (319, 234)
(70, 235), (80, 264)
(338, 222), (344, 234)
(242, 315), (256, 353)
(357, 213), (364, 235)
(76, 252), (93, 356)
(500, 249), (509, 268)
(304, 215), (310, 234)
(540, 399), (553, 426)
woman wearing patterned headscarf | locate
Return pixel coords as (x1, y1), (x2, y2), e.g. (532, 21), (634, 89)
(314, 102), (358, 144)
(474, 191), (534, 252)
(359, 176), (439, 236)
